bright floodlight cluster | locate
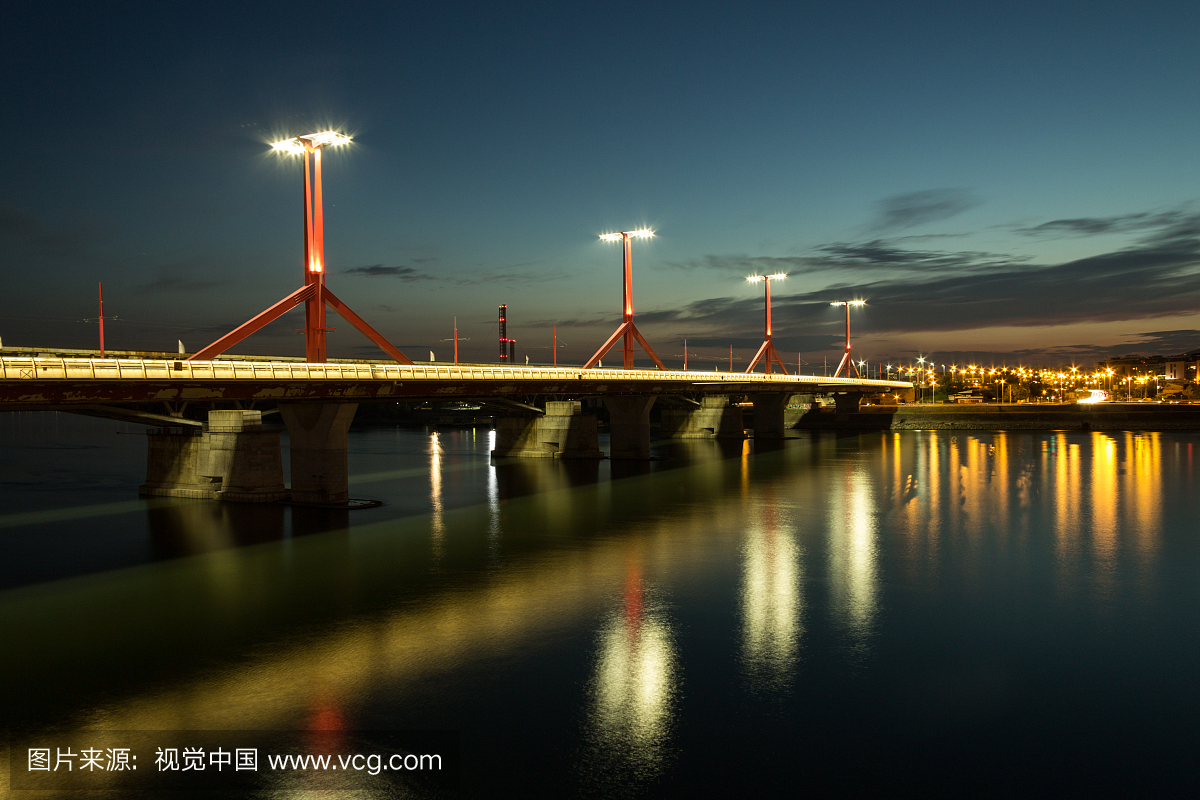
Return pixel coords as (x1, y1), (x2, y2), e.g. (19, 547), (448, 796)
(830, 300), (866, 306)
(271, 131), (353, 155)
(747, 273), (787, 282)
(599, 229), (654, 241)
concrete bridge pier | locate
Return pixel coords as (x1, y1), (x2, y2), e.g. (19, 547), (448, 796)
(605, 395), (657, 459)
(491, 401), (604, 459)
(660, 395), (744, 439)
(833, 392), (863, 413)
(784, 393), (817, 428)
(140, 409), (287, 502)
(279, 403), (358, 504)
(751, 393), (792, 439)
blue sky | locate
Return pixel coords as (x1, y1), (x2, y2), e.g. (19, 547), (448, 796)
(3, 1), (1199, 370)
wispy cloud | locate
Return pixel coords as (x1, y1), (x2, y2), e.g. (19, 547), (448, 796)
(342, 264), (435, 281)
(454, 265), (567, 285)
(0, 204), (112, 259)
(666, 239), (1020, 276)
(1121, 329), (1200, 355)
(137, 275), (227, 294)
(638, 209), (1200, 347)
(1017, 209), (1192, 238)
(809, 241), (1025, 273)
(135, 262), (229, 295)
(870, 188), (982, 231)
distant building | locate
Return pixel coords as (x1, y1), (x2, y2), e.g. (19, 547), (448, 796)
(1164, 349), (1200, 382)
(1096, 354), (1166, 379)
(1097, 349), (1200, 399)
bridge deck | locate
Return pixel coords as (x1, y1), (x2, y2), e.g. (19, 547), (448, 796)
(0, 356), (910, 408)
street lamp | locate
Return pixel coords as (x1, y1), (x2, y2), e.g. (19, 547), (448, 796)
(585, 229), (666, 370)
(189, 131), (412, 364)
(745, 273), (789, 374)
(277, 131), (350, 361)
(830, 300), (865, 378)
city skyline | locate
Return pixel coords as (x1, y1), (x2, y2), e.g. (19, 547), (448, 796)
(3, 1), (1199, 369)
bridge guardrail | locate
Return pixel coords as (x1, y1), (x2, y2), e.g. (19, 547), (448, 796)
(0, 357), (910, 388)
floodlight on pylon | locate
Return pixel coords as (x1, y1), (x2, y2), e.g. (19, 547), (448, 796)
(188, 132), (412, 364)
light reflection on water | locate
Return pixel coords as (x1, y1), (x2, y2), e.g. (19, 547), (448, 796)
(739, 494), (802, 691)
(828, 464), (878, 648)
(0, 417), (1198, 795)
(586, 558), (679, 779)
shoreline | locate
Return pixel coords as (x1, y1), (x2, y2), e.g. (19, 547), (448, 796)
(787, 403), (1200, 431)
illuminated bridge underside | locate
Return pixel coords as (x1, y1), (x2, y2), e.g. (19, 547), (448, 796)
(0, 358), (910, 408)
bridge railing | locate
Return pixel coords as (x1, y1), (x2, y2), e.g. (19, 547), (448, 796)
(0, 357), (909, 388)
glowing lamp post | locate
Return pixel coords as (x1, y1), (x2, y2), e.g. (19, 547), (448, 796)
(829, 300), (865, 378)
(584, 229), (666, 370)
(189, 131), (412, 364)
(274, 131), (350, 361)
(745, 274), (789, 374)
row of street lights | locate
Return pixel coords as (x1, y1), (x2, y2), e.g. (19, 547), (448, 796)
(192, 130), (875, 373)
(584, 230), (871, 376)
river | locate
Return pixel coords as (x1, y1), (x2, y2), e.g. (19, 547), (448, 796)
(1, 412), (1197, 796)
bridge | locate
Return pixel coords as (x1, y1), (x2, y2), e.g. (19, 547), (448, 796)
(0, 350), (909, 505)
(0, 129), (910, 506)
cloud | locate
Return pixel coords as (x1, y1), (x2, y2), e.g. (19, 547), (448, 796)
(135, 263), (228, 295)
(664, 254), (813, 275)
(871, 188), (982, 231)
(137, 275), (226, 294)
(678, 333), (838, 352)
(342, 264), (435, 281)
(808, 241), (1024, 273)
(666, 238), (1020, 276)
(634, 210), (1200, 350)
(871, 344), (1116, 367)
(454, 266), (568, 286)
(1121, 329), (1200, 355)
(0, 204), (112, 259)
(1018, 210), (1190, 238)
(0, 206), (39, 237)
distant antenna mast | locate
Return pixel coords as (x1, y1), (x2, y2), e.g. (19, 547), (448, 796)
(98, 282), (106, 358)
(499, 305), (508, 363)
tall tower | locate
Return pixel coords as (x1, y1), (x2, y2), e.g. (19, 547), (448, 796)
(499, 305), (508, 363)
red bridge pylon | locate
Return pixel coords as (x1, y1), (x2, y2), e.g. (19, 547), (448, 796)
(188, 131), (412, 364)
(745, 274), (789, 374)
(830, 300), (864, 378)
(584, 229), (665, 370)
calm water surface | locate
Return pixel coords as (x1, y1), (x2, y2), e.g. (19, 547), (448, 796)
(1, 413), (1198, 796)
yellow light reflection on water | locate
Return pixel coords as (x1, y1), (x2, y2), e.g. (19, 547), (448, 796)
(828, 465), (878, 640)
(1123, 432), (1162, 572)
(740, 500), (801, 688)
(486, 428), (501, 544)
(588, 559), (678, 775)
(1034, 431), (1164, 603)
(429, 432), (445, 558)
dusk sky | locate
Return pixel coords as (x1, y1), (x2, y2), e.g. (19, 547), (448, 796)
(4, 1), (1199, 370)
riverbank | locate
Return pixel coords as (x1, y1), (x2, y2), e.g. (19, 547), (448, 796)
(787, 402), (1200, 431)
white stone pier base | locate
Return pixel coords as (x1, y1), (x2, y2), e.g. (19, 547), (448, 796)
(660, 395), (744, 439)
(279, 403), (359, 505)
(491, 401), (605, 458)
(139, 410), (287, 502)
